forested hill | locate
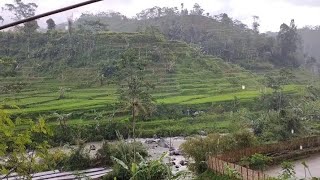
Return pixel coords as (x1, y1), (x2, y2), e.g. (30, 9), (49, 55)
(1, 3), (317, 75)
(61, 6), (309, 70)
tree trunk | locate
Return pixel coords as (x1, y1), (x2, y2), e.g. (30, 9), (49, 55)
(132, 101), (136, 163)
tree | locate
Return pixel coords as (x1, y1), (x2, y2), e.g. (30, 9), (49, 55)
(263, 69), (293, 111)
(0, 56), (18, 77)
(0, 16), (3, 23)
(4, 0), (39, 59)
(277, 19), (299, 58)
(117, 48), (155, 161)
(67, 17), (73, 35)
(78, 19), (108, 33)
(46, 18), (56, 31)
(240, 153), (271, 171)
(252, 16), (260, 33)
(4, 0), (39, 33)
(0, 110), (52, 178)
(190, 3), (204, 16)
(215, 13), (233, 26)
(180, 4), (188, 16)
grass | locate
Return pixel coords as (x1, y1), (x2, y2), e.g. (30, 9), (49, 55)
(0, 64), (303, 118)
(136, 114), (231, 137)
(0, 39), (309, 142)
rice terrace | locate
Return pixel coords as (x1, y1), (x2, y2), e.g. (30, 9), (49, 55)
(1, 0), (320, 180)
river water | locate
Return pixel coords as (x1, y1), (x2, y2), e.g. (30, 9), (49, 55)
(264, 153), (320, 179)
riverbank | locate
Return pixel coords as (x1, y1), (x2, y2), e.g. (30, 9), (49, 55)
(51, 137), (192, 177)
(265, 153), (320, 179)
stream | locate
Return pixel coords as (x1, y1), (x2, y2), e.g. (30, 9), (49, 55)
(264, 153), (320, 179)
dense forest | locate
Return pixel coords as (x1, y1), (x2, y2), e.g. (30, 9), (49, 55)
(67, 4), (317, 70)
(1, 3), (319, 75)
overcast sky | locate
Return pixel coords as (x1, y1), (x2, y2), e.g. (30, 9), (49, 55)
(1, 0), (320, 32)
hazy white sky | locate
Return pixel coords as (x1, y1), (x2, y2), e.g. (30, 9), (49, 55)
(1, 0), (320, 32)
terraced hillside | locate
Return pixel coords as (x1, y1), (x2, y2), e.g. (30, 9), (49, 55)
(0, 32), (303, 136)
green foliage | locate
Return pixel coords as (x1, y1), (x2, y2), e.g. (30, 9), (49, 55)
(110, 139), (148, 165)
(277, 20), (300, 65)
(64, 144), (91, 171)
(232, 129), (258, 149)
(0, 110), (52, 178)
(4, 0), (39, 33)
(95, 141), (112, 166)
(117, 48), (155, 114)
(50, 121), (130, 146)
(0, 57), (17, 77)
(106, 136), (148, 180)
(240, 153), (271, 171)
(181, 130), (256, 173)
(41, 150), (69, 171)
(224, 165), (241, 179)
(278, 161), (296, 180)
(253, 108), (305, 142)
(46, 18), (56, 31)
(71, 6), (307, 69)
(110, 153), (175, 180)
(116, 48), (156, 148)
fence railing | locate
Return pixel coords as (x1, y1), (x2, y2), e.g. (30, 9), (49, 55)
(207, 136), (320, 180)
(208, 156), (269, 180)
(218, 136), (320, 162)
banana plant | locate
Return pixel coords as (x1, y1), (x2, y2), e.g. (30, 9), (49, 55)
(111, 152), (186, 180)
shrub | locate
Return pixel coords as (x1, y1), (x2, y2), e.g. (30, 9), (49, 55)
(107, 137), (148, 180)
(181, 134), (220, 173)
(95, 141), (112, 167)
(240, 153), (271, 171)
(64, 144), (91, 171)
(49, 121), (130, 146)
(181, 131), (257, 174)
(105, 153), (181, 180)
(233, 130), (258, 149)
(278, 161), (296, 179)
(40, 150), (69, 171)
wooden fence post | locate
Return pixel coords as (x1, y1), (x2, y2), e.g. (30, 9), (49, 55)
(247, 168), (249, 180)
(215, 158), (218, 171)
(222, 160), (224, 175)
(252, 170), (254, 180)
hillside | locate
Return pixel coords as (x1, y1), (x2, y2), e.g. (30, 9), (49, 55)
(0, 31), (304, 124)
(0, 32), (260, 112)
(71, 10), (310, 71)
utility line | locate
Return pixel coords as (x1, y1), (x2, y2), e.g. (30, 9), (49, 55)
(0, 0), (103, 30)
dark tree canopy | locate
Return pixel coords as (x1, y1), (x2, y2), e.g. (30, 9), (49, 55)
(278, 19), (299, 57)
(46, 18), (56, 31)
(190, 3), (204, 16)
(4, 0), (39, 33)
(252, 16), (260, 33)
(4, 0), (38, 20)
